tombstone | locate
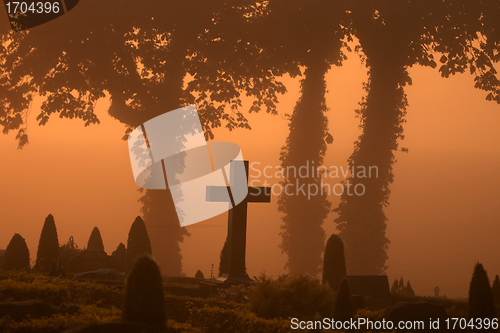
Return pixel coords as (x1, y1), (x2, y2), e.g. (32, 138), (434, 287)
(66, 250), (117, 274)
(340, 275), (392, 309)
(384, 301), (449, 332)
(73, 268), (125, 284)
(63, 322), (162, 333)
(434, 286), (440, 298)
(204, 160), (270, 285)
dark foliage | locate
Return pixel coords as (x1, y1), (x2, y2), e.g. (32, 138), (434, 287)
(333, 279), (353, 322)
(86, 227), (105, 252)
(111, 243), (127, 273)
(126, 217), (152, 273)
(492, 275), (500, 305)
(2, 234), (30, 271)
(195, 270), (204, 279)
(59, 236), (83, 270)
(322, 234), (347, 290)
(468, 263), (496, 324)
(122, 256), (166, 331)
(218, 239), (229, 277)
(35, 214), (60, 273)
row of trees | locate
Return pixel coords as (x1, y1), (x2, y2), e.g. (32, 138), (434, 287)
(1, 214), (152, 274)
(2, 1), (500, 276)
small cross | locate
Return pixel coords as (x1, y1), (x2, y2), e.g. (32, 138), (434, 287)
(206, 160), (270, 283)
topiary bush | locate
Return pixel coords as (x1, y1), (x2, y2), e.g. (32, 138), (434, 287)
(333, 278), (353, 321)
(86, 227), (105, 252)
(2, 234), (30, 271)
(111, 243), (127, 273)
(122, 256), (165, 331)
(126, 217), (152, 273)
(248, 273), (335, 320)
(322, 234), (346, 291)
(35, 214), (60, 273)
(468, 263), (496, 324)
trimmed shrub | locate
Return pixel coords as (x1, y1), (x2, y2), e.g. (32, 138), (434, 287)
(322, 234), (346, 291)
(126, 217), (152, 273)
(2, 234), (30, 271)
(218, 239), (229, 277)
(248, 274), (335, 320)
(122, 256), (165, 331)
(468, 263), (496, 323)
(406, 280), (415, 296)
(194, 270), (204, 279)
(87, 227), (105, 252)
(333, 278), (353, 321)
(111, 243), (126, 273)
(492, 275), (500, 305)
(35, 214), (60, 273)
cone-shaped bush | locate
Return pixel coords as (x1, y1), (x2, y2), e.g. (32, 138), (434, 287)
(218, 238), (229, 277)
(195, 269), (204, 279)
(87, 227), (105, 252)
(122, 256), (166, 331)
(406, 280), (415, 296)
(322, 234), (347, 290)
(35, 214), (60, 273)
(2, 234), (30, 271)
(126, 217), (152, 273)
(333, 278), (353, 322)
(468, 263), (496, 321)
(492, 275), (500, 305)
(112, 242), (127, 272)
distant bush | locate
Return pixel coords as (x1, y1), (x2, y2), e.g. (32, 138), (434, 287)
(195, 269), (204, 279)
(86, 227), (105, 252)
(122, 256), (165, 331)
(248, 274), (335, 320)
(468, 263), (496, 322)
(35, 214), (60, 273)
(2, 234), (30, 271)
(322, 234), (346, 291)
(111, 243), (126, 273)
(492, 275), (500, 305)
(334, 278), (353, 321)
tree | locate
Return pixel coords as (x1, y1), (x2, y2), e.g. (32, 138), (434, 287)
(2, 233), (30, 271)
(126, 216), (152, 273)
(58, 236), (82, 270)
(333, 279), (353, 322)
(86, 226), (105, 252)
(391, 278), (399, 294)
(34, 213), (60, 273)
(406, 280), (415, 297)
(322, 234), (347, 291)
(335, 0), (500, 275)
(122, 256), (166, 331)
(1, 1), (286, 276)
(112, 242), (127, 273)
(468, 263), (496, 324)
(218, 238), (229, 277)
(492, 275), (500, 305)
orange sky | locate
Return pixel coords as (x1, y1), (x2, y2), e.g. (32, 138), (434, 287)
(1, 47), (499, 299)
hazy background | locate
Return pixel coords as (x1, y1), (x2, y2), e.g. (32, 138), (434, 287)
(1, 50), (499, 299)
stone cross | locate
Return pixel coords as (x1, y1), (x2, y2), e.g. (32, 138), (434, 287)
(206, 160), (270, 284)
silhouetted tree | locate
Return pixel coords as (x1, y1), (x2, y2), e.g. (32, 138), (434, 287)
(2, 234), (30, 271)
(468, 263), (496, 326)
(322, 234), (347, 291)
(406, 280), (415, 297)
(86, 227), (105, 252)
(112, 242), (127, 273)
(335, 0), (500, 275)
(122, 256), (166, 331)
(34, 214), (60, 273)
(1, 1), (286, 277)
(195, 270), (205, 279)
(218, 239), (229, 277)
(126, 216), (152, 273)
(263, 0), (349, 275)
(391, 278), (399, 294)
(492, 275), (500, 305)
(334, 279), (353, 322)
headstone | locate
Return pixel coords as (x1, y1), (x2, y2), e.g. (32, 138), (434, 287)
(205, 160), (270, 284)
(384, 301), (449, 332)
(73, 268), (126, 284)
(341, 275), (392, 309)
